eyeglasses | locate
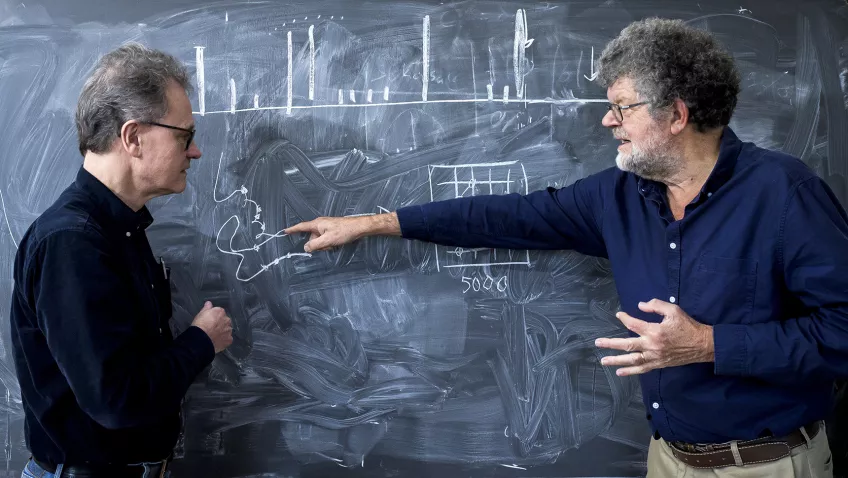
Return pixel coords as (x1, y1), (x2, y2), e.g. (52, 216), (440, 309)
(607, 102), (648, 122)
(144, 121), (195, 150)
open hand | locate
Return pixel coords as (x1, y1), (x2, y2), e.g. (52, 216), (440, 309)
(594, 299), (714, 376)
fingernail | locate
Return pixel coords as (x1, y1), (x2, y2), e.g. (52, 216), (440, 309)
(594, 338), (602, 346)
(616, 369), (625, 376)
(600, 357), (608, 365)
(638, 301), (646, 306)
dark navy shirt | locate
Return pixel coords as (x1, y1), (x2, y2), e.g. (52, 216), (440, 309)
(10, 167), (215, 466)
(396, 127), (848, 444)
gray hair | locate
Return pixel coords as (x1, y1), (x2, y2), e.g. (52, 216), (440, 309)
(597, 18), (741, 132)
(75, 42), (191, 156)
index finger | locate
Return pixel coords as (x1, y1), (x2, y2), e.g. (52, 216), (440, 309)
(638, 299), (677, 316)
(284, 220), (317, 234)
(615, 312), (650, 335)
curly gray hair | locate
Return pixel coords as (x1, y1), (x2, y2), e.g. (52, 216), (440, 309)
(597, 18), (741, 132)
(75, 42), (191, 156)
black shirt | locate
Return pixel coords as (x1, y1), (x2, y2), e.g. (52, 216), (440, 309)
(10, 167), (214, 466)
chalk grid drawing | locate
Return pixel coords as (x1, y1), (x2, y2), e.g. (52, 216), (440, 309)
(427, 160), (532, 272)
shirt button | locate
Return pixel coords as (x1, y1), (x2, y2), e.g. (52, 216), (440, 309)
(159, 328), (162, 334)
(652, 402), (660, 409)
(669, 242), (677, 249)
(126, 232), (131, 237)
(707, 192), (713, 197)
(669, 296), (676, 303)
(151, 284), (154, 289)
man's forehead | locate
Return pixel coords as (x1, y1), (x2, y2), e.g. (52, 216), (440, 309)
(607, 77), (637, 103)
(164, 83), (194, 128)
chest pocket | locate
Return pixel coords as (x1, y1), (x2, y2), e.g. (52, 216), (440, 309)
(692, 255), (758, 324)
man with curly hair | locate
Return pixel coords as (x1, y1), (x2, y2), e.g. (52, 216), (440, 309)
(285, 18), (843, 476)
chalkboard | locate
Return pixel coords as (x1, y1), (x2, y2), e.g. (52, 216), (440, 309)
(1, 0), (847, 476)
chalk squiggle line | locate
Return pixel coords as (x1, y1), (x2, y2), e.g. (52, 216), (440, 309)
(214, 151), (311, 281)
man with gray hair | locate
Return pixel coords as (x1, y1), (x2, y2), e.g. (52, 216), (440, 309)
(10, 43), (233, 477)
(286, 18), (845, 477)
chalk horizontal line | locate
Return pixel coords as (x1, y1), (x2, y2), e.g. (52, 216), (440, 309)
(193, 97), (608, 115)
(430, 161), (517, 168)
(441, 261), (531, 268)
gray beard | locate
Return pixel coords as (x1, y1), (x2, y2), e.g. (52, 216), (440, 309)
(615, 140), (680, 182)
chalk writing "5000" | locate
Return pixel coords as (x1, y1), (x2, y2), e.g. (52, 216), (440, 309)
(461, 274), (508, 293)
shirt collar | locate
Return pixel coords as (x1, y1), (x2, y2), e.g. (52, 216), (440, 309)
(74, 167), (153, 236)
(637, 126), (743, 201)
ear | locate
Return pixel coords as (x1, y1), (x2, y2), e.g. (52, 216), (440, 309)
(120, 120), (143, 158)
(669, 98), (689, 135)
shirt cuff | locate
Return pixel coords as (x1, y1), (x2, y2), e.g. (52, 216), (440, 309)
(396, 205), (431, 240)
(713, 324), (749, 377)
(174, 325), (216, 371)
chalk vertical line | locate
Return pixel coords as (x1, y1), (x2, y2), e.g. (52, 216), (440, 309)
(367, 89), (373, 102)
(591, 46), (595, 79)
(453, 167), (459, 198)
(427, 165), (440, 272)
(513, 9), (526, 99)
(287, 31), (293, 114)
(428, 165), (435, 202)
(471, 42), (478, 134)
(487, 84), (493, 101)
(349, 89), (356, 103)
(229, 78), (236, 114)
(254, 94), (259, 109)
(521, 163), (528, 194)
(422, 15), (430, 101)
(383, 86), (389, 101)
(0, 188), (17, 249)
(522, 162), (530, 270)
(503, 85), (509, 104)
(308, 25), (315, 100)
(550, 104), (554, 140)
(194, 47), (205, 116)
(410, 113), (417, 149)
(338, 89), (344, 104)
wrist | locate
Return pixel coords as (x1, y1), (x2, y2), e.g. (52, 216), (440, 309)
(702, 325), (715, 363)
(364, 212), (401, 237)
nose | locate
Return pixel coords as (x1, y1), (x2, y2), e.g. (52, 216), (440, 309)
(187, 141), (202, 160)
(602, 108), (620, 128)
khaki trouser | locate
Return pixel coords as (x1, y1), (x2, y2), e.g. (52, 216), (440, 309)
(647, 424), (833, 478)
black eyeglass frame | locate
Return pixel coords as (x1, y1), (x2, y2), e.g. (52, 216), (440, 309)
(607, 101), (649, 122)
(143, 121), (196, 150)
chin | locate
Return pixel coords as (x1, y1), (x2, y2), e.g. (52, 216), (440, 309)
(615, 152), (633, 173)
(169, 175), (188, 194)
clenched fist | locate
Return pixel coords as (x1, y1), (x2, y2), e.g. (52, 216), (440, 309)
(191, 301), (233, 353)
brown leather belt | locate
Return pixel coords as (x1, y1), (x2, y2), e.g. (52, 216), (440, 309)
(34, 457), (169, 477)
(668, 421), (821, 469)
